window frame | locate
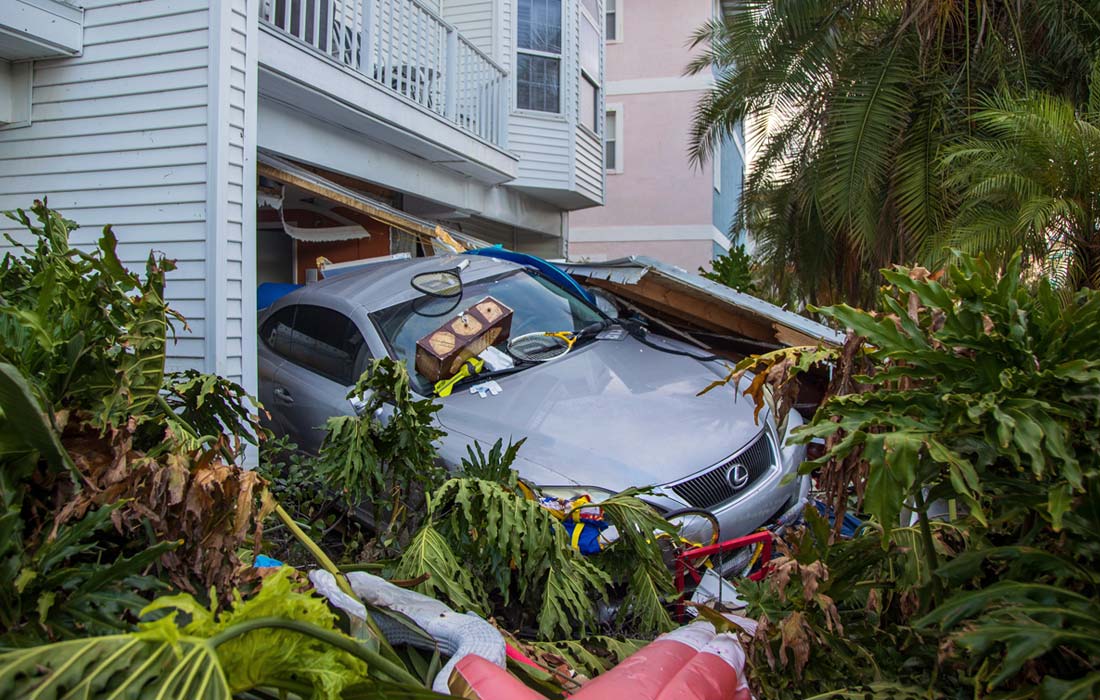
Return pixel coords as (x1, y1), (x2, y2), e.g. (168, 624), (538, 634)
(515, 0), (565, 115)
(604, 102), (623, 173)
(578, 0), (603, 136)
(605, 0), (622, 43)
(264, 303), (370, 386)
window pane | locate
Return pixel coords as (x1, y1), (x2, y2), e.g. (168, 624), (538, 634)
(261, 306), (297, 358)
(604, 110), (617, 169)
(287, 305), (367, 385)
(605, 10), (617, 40)
(517, 53), (560, 112)
(581, 13), (600, 77)
(581, 76), (598, 131)
(517, 0), (561, 54)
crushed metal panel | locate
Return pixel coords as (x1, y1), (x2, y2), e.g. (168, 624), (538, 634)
(562, 256), (843, 348)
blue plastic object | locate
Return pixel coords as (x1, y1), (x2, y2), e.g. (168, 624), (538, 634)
(254, 554), (285, 568)
(258, 282), (302, 310)
(813, 500), (864, 539)
(464, 246), (596, 304)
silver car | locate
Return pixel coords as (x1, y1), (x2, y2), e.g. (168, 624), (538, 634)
(258, 253), (805, 540)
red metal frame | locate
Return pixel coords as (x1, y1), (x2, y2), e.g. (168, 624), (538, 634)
(673, 531), (774, 618)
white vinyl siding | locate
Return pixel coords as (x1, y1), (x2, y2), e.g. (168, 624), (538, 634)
(508, 0), (603, 204)
(442, 0), (494, 57)
(0, 0), (211, 370)
(509, 114), (571, 188)
(574, 124), (602, 201)
(0, 0), (258, 393)
(207, 0), (257, 385)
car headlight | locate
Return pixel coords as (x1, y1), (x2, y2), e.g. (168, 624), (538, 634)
(535, 485), (616, 502)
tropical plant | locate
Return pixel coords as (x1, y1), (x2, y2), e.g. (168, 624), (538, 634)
(699, 245), (759, 294)
(0, 201), (273, 645)
(0, 567), (438, 699)
(944, 87), (1100, 289)
(713, 249), (1100, 697)
(394, 439), (677, 641)
(0, 202), (181, 428)
(314, 357), (446, 548)
(687, 0), (1100, 305)
(735, 508), (940, 698)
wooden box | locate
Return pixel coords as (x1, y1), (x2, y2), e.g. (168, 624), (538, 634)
(415, 296), (514, 382)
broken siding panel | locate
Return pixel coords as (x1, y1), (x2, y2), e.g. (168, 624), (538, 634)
(0, 0), (213, 375)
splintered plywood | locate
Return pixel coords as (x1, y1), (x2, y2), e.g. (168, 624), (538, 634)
(584, 274), (831, 349)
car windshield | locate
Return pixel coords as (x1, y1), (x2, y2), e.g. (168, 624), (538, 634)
(371, 269), (604, 395)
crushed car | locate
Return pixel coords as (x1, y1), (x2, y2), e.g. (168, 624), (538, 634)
(258, 251), (817, 540)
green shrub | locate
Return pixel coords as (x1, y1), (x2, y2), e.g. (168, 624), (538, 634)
(699, 245), (758, 294)
(723, 250), (1100, 698)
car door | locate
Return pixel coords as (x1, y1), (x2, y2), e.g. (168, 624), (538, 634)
(258, 305), (297, 439)
(270, 304), (371, 453)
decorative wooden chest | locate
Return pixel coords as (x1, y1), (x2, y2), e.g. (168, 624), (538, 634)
(415, 296), (514, 382)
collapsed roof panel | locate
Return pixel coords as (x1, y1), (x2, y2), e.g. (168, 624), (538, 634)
(562, 256), (843, 349)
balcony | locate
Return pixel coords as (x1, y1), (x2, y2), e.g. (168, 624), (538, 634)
(261, 0), (509, 150)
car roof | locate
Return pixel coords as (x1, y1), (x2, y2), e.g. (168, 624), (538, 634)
(277, 253), (523, 314)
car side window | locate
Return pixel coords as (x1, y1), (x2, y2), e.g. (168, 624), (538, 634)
(260, 306), (297, 358)
(285, 305), (369, 386)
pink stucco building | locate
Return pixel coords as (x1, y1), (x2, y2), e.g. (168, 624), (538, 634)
(569, 0), (744, 272)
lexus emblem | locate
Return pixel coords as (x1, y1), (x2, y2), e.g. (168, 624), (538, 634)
(726, 463), (750, 491)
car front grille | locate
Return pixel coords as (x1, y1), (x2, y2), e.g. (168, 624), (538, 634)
(668, 431), (775, 509)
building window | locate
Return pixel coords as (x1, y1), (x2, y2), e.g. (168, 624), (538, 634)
(517, 0), (562, 113)
(579, 0), (601, 132)
(605, 105), (622, 172)
(606, 0), (619, 41)
(581, 76), (599, 132)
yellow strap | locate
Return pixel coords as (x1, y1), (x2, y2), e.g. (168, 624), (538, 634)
(570, 523), (585, 550)
(568, 495), (592, 522)
(434, 357), (485, 397)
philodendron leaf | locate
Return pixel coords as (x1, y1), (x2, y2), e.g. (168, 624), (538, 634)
(0, 623), (231, 700)
(0, 361), (75, 478)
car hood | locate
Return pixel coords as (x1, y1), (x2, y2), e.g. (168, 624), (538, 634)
(435, 334), (766, 492)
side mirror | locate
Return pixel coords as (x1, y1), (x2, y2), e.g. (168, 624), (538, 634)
(411, 270), (462, 298)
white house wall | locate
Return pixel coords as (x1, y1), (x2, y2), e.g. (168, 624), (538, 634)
(571, 0), (603, 203)
(441, 0), (493, 56)
(506, 0), (602, 205)
(0, 0), (258, 394)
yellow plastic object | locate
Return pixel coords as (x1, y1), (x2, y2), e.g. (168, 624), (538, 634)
(434, 356), (485, 397)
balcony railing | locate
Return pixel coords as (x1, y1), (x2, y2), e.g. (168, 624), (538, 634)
(263, 0), (509, 148)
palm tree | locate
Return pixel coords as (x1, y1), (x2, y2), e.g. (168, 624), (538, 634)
(687, 0), (1100, 305)
(944, 88), (1100, 289)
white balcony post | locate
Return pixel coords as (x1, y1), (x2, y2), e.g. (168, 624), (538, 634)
(444, 27), (458, 120)
(498, 77), (509, 148)
(358, 0), (375, 75)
